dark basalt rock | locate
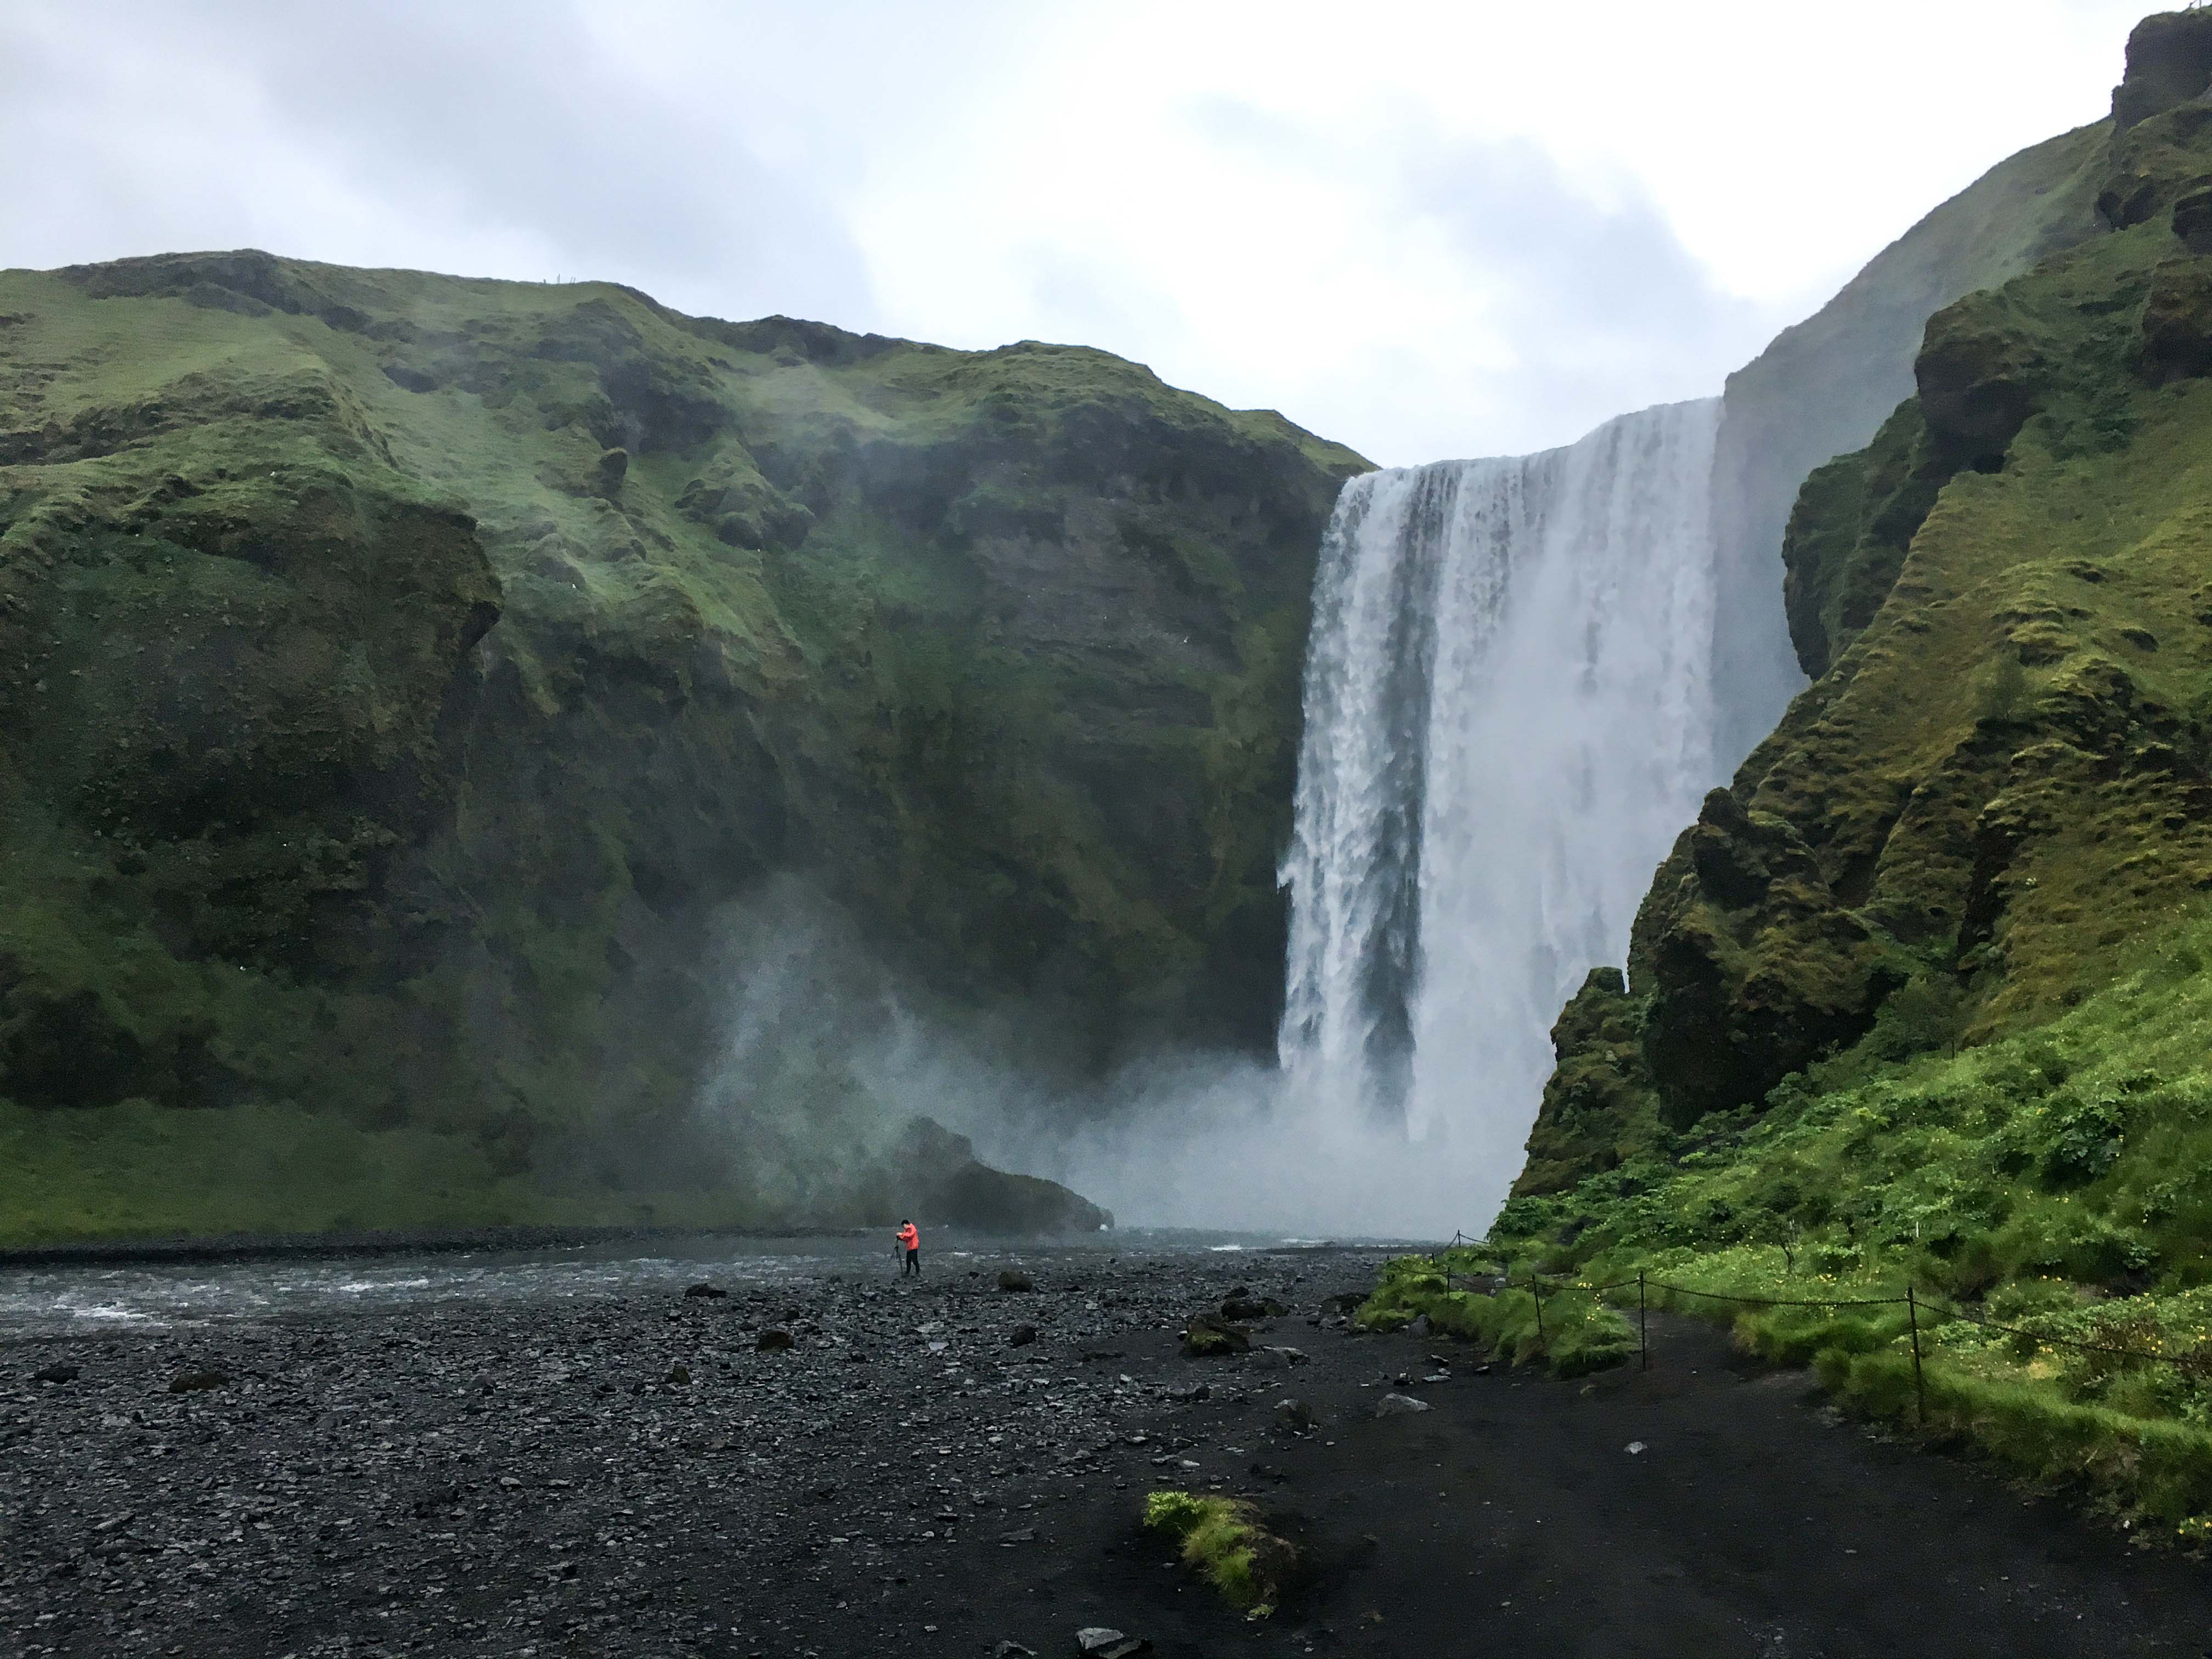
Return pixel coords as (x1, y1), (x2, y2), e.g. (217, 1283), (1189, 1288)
(2111, 8), (2212, 133)
(2138, 261), (2212, 383)
(893, 1118), (1111, 1237)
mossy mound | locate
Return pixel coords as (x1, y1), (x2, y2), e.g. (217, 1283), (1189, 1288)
(1142, 1489), (1296, 1613)
(0, 251), (1367, 1239)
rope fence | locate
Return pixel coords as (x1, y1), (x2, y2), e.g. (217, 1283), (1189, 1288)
(1426, 1232), (2212, 1424)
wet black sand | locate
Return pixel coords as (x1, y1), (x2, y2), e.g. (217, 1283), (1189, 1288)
(5, 1246), (2209, 1657)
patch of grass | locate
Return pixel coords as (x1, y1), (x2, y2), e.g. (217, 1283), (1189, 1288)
(1142, 1489), (1295, 1614)
(1358, 1249), (1634, 1377)
(1491, 900), (2212, 1533)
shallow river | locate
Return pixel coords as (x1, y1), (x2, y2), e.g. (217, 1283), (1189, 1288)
(0, 1228), (1364, 1335)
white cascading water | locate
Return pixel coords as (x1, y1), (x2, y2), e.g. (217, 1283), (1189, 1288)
(1278, 397), (1727, 1228)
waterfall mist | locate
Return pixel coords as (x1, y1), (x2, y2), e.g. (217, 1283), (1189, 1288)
(691, 400), (1785, 1243)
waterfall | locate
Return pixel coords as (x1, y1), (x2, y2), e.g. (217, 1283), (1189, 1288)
(1278, 397), (1728, 1224)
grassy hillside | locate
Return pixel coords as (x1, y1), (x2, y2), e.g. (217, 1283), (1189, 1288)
(1491, 8), (2212, 1532)
(1708, 113), (2112, 763)
(0, 253), (1367, 1240)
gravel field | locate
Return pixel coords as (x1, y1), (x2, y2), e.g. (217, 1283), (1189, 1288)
(0, 1243), (1389, 1658)
(8, 1240), (2212, 1658)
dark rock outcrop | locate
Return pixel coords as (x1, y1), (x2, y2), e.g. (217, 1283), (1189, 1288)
(891, 1118), (1110, 1236)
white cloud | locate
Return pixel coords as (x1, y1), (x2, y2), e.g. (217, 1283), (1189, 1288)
(2, 0), (2155, 464)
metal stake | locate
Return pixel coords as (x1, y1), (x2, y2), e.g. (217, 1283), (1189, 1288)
(1908, 1285), (1927, 1426)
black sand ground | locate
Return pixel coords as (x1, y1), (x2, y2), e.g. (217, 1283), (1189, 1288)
(4, 1245), (2209, 1658)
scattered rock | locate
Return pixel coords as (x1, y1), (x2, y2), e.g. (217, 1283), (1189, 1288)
(1076, 1628), (1149, 1658)
(682, 1283), (727, 1299)
(1181, 1315), (1251, 1357)
(998, 1527), (1037, 1544)
(167, 1370), (227, 1394)
(1626, 1441), (1647, 1455)
(31, 1363), (78, 1384)
(998, 1269), (1035, 1293)
(1407, 1313), (1432, 1338)
(1220, 1295), (1286, 1321)
(757, 1329), (796, 1352)
(995, 1644), (1037, 1658)
(1008, 1324), (1039, 1346)
(1274, 1397), (1317, 1432)
(666, 1363), (691, 1385)
(1374, 1392), (1431, 1417)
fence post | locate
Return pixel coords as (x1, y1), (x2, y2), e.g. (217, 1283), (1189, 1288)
(1639, 1271), (1649, 1372)
(1532, 1278), (1545, 1346)
(1907, 1285), (1927, 1426)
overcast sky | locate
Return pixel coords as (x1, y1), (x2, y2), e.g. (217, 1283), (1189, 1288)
(4, 1), (2153, 465)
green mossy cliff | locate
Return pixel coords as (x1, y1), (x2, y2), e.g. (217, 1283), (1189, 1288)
(0, 255), (1365, 1233)
(1523, 7), (2212, 1189)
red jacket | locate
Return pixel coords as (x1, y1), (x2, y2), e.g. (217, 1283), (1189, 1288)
(897, 1224), (919, 1251)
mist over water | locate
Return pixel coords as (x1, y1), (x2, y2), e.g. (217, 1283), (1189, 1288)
(1271, 399), (1730, 1233)
(701, 402), (1775, 1240)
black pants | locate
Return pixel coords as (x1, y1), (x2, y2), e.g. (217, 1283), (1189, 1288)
(902, 1248), (921, 1277)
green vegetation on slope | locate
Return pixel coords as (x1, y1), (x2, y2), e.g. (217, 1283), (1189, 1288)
(1493, 7), (2212, 1537)
(1487, 907), (2212, 1532)
(0, 252), (1367, 1238)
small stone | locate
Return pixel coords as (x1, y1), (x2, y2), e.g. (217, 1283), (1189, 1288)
(1375, 1392), (1431, 1417)
(1407, 1313), (1432, 1338)
(997, 1270), (1035, 1293)
(1626, 1441), (1647, 1455)
(682, 1283), (727, 1299)
(1076, 1628), (1149, 1658)
(167, 1370), (228, 1394)
(1274, 1397), (1316, 1432)
(666, 1363), (691, 1385)
(995, 1643), (1037, 1658)
(1008, 1324), (1039, 1347)
(998, 1527), (1037, 1544)
(756, 1329), (795, 1352)
(31, 1363), (79, 1384)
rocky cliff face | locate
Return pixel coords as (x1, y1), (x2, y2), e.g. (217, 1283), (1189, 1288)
(0, 256), (1365, 1226)
(1519, 7), (2212, 1192)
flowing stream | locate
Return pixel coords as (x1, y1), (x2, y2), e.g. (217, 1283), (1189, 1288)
(1278, 398), (1733, 1224)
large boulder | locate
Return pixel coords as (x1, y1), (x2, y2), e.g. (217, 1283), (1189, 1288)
(890, 1116), (1111, 1235)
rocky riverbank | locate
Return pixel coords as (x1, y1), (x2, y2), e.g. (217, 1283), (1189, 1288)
(5, 1245), (2210, 1657)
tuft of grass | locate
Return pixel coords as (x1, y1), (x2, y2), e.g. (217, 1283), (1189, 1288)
(1142, 1489), (1294, 1613)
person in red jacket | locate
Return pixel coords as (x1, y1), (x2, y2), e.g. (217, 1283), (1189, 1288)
(896, 1220), (921, 1277)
